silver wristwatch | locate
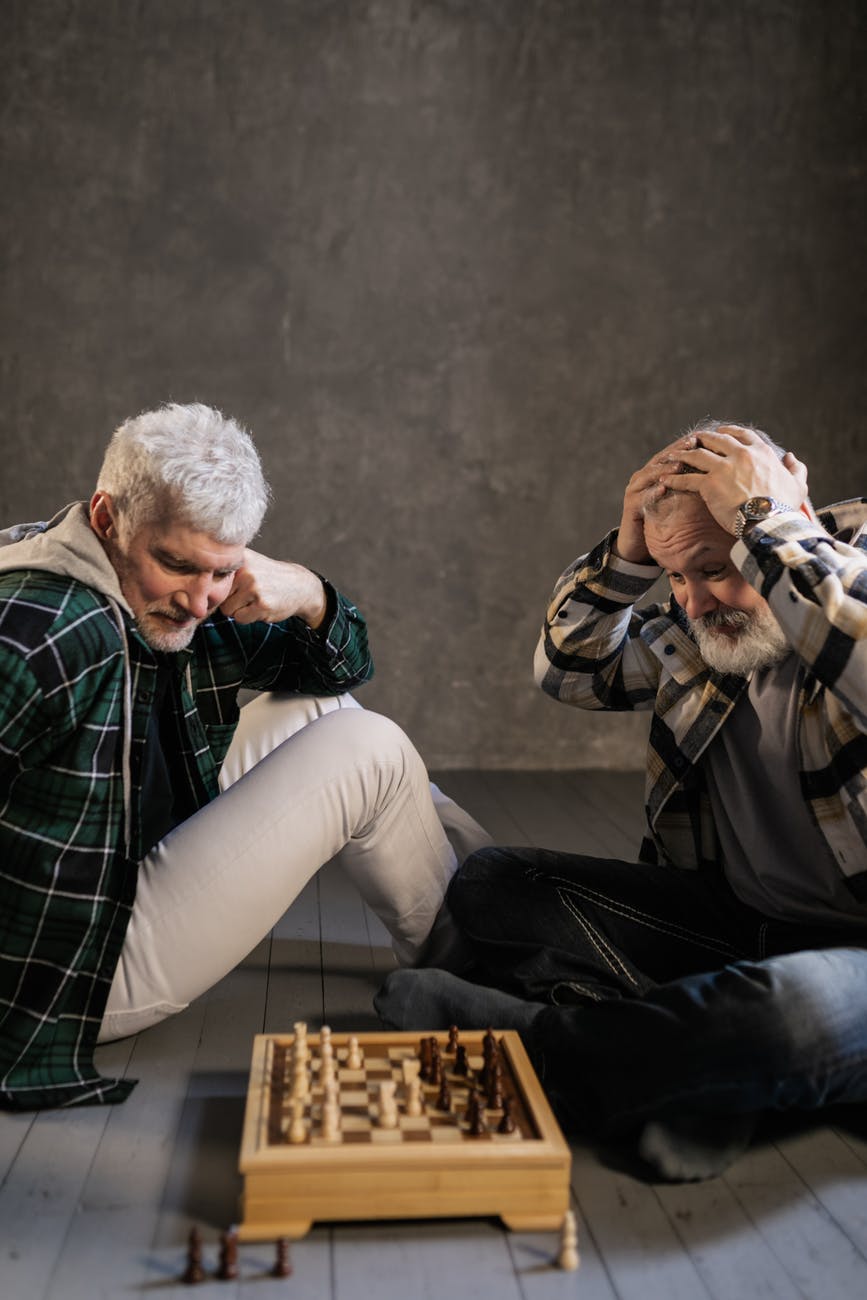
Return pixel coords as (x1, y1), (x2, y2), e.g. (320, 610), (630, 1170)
(733, 496), (790, 539)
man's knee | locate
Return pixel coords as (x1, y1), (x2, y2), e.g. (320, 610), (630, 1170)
(316, 707), (423, 782)
(685, 949), (867, 1074)
(446, 846), (530, 923)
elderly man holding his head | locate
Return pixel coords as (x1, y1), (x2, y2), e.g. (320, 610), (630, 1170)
(377, 421), (867, 1182)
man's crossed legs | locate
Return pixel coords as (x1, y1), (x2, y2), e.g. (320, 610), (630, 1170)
(375, 846), (867, 1180)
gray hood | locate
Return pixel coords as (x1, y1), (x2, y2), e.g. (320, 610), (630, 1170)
(0, 501), (133, 616)
(0, 501), (138, 856)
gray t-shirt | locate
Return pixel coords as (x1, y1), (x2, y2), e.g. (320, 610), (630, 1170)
(703, 653), (867, 930)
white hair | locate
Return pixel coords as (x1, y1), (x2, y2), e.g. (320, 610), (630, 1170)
(96, 402), (270, 544)
(643, 419), (787, 517)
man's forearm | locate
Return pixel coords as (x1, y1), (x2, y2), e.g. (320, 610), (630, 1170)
(533, 529), (663, 712)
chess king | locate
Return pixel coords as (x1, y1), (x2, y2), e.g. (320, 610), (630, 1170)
(0, 402), (491, 1110)
(376, 421), (867, 1183)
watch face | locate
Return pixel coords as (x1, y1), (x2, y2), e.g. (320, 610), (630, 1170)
(747, 496), (774, 518)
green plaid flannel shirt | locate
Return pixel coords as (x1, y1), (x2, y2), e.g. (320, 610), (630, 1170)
(534, 499), (867, 895)
(0, 568), (372, 1110)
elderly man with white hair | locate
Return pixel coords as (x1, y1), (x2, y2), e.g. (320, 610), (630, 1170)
(376, 421), (867, 1182)
(0, 402), (489, 1110)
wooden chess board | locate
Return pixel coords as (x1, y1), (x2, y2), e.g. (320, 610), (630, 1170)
(237, 1028), (571, 1240)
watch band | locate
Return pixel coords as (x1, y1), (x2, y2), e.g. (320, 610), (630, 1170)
(733, 496), (791, 539)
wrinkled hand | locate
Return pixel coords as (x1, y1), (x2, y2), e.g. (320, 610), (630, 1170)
(658, 425), (810, 534)
(615, 433), (700, 562)
(219, 549), (328, 628)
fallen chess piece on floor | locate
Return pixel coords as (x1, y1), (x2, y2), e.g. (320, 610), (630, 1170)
(271, 1236), (293, 1277)
(557, 1208), (580, 1271)
(181, 1225), (205, 1284)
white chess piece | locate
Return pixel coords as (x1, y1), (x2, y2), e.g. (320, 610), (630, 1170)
(320, 1053), (336, 1090)
(557, 1209), (579, 1271)
(292, 1060), (310, 1101)
(321, 1098), (341, 1141)
(378, 1080), (398, 1129)
(346, 1035), (363, 1070)
(288, 1099), (307, 1145)
(405, 1076), (424, 1117)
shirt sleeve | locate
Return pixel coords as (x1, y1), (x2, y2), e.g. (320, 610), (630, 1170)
(532, 528), (668, 712)
(234, 580), (374, 696)
(733, 506), (867, 728)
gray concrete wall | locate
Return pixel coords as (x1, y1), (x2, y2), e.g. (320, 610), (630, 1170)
(2, 0), (865, 768)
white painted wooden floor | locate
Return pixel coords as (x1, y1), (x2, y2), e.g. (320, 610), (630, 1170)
(3, 771), (867, 1299)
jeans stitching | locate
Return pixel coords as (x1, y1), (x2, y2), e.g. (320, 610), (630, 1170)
(549, 874), (745, 960)
(559, 889), (642, 989)
(552, 980), (607, 1004)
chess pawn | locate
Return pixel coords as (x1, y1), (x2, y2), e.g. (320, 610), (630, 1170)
(497, 1096), (516, 1134)
(272, 1237), (293, 1278)
(486, 1064), (504, 1110)
(435, 1076), (452, 1112)
(447, 1024), (459, 1053)
(216, 1227), (239, 1281)
(346, 1035), (363, 1069)
(558, 1209), (580, 1271)
(454, 1044), (469, 1076)
(181, 1225), (205, 1284)
(321, 1098), (341, 1141)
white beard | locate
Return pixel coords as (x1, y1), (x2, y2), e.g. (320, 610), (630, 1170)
(688, 604), (790, 675)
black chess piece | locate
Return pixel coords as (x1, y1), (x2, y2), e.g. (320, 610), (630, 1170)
(465, 1088), (486, 1136)
(181, 1225), (205, 1284)
(271, 1237), (293, 1277)
(436, 1071), (452, 1112)
(498, 1096), (516, 1134)
(216, 1227), (239, 1281)
(435, 1076), (452, 1111)
(487, 1064), (504, 1110)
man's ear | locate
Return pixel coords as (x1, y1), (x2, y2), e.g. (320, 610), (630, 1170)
(89, 491), (118, 541)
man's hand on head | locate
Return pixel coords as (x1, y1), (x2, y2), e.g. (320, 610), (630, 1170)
(658, 425), (811, 534)
(614, 434), (700, 563)
(219, 549), (328, 629)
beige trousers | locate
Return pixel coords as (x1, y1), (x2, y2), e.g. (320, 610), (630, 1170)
(98, 693), (491, 1041)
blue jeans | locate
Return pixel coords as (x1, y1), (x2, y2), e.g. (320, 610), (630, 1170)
(446, 848), (867, 1133)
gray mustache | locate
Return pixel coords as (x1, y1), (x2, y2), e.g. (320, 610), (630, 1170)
(694, 608), (752, 631)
